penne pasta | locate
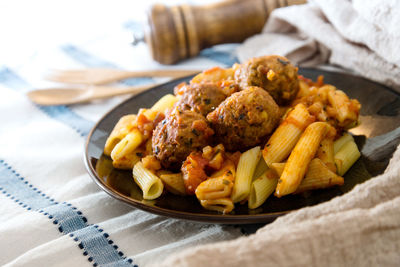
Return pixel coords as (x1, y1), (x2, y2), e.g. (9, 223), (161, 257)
(275, 122), (328, 197)
(263, 103), (315, 167)
(156, 170), (173, 176)
(296, 79), (311, 98)
(104, 114), (136, 156)
(317, 137), (336, 173)
(144, 138), (153, 156)
(316, 127), (337, 173)
(327, 89), (350, 123)
(252, 157), (269, 180)
(333, 133), (354, 154)
(231, 146), (261, 203)
(335, 140), (361, 176)
(150, 94), (178, 114)
(195, 177), (234, 200)
(140, 108), (160, 122)
(200, 198), (234, 214)
(111, 129), (143, 165)
(295, 158), (344, 193)
(132, 161), (164, 200)
(248, 169), (278, 209)
(159, 173), (186, 196)
(112, 149), (142, 170)
(270, 162), (285, 177)
(271, 159), (344, 194)
(327, 88), (360, 127)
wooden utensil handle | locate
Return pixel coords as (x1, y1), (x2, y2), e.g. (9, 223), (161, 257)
(145, 0), (306, 64)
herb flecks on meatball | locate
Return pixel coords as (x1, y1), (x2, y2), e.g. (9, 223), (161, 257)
(152, 108), (214, 170)
(235, 55), (299, 105)
(207, 86), (280, 151)
(174, 83), (228, 116)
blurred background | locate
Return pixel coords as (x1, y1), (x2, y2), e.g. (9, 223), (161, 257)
(0, 0), (226, 80)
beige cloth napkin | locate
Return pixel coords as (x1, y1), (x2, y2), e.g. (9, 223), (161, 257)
(157, 1), (400, 266)
(237, 0), (400, 90)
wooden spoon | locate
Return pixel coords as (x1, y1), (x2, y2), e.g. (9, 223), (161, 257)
(27, 84), (155, 106)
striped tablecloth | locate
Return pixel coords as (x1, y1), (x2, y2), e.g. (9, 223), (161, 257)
(0, 1), (245, 266)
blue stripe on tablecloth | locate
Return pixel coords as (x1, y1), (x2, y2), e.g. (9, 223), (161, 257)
(0, 160), (136, 267)
(61, 44), (153, 86)
(0, 66), (93, 137)
(199, 47), (239, 67)
(61, 43), (237, 79)
(61, 45), (116, 68)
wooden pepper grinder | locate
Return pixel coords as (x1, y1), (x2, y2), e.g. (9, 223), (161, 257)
(144, 0), (306, 64)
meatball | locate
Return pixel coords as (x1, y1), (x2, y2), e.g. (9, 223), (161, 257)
(174, 83), (227, 116)
(207, 86), (280, 151)
(152, 107), (214, 170)
(235, 55), (299, 105)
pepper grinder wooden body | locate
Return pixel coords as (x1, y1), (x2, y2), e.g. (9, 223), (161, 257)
(145, 0), (306, 64)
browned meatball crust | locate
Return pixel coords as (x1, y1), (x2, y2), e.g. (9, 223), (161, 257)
(174, 83), (227, 116)
(235, 55), (299, 105)
(152, 108), (214, 170)
(207, 86), (280, 151)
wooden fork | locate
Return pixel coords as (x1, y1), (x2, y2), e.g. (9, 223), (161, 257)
(27, 84), (157, 106)
(45, 68), (201, 85)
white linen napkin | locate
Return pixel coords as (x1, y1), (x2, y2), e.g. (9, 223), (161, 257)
(237, 0), (400, 90)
